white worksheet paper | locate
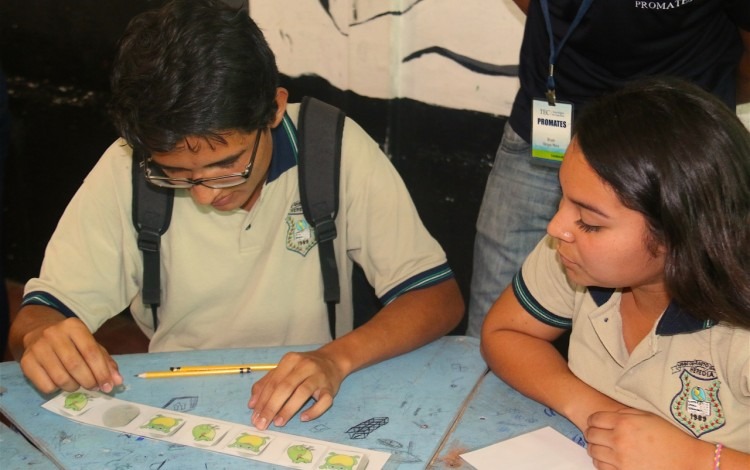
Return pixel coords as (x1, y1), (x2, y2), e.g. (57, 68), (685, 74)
(460, 426), (595, 469)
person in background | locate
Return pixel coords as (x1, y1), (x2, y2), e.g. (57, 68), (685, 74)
(8, 0), (463, 431)
(481, 78), (750, 469)
(467, 0), (750, 338)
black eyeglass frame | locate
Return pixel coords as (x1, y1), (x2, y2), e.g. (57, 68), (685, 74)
(142, 128), (264, 189)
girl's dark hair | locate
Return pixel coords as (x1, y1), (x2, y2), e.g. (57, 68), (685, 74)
(575, 77), (750, 329)
(109, 0), (279, 154)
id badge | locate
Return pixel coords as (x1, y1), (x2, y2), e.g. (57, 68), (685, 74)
(531, 99), (573, 165)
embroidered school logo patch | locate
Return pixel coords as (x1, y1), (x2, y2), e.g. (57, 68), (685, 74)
(285, 201), (317, 256)
(669, 360), (724, 437)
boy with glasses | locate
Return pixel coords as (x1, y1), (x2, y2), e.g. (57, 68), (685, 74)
(9, 0), (463, 431)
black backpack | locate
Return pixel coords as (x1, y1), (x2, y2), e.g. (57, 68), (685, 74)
(131, 96), (379, 339)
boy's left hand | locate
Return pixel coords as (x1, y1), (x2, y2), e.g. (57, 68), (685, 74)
(247, 349), (344, 430)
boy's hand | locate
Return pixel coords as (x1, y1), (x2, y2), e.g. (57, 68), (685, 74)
(247, 349), (344, 429)
(19, 317), (122, 394)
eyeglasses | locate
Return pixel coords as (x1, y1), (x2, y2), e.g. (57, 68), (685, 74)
(142, 129), (264, 189)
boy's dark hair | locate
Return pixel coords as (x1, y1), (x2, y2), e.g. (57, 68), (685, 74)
(109, 0), (279, 155)
(575, 77), (750, 328)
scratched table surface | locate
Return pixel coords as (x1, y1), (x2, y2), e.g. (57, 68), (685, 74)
(0, 336), (486, 469)
(429, 371), (585, 468)
(1, 420), (59, 469)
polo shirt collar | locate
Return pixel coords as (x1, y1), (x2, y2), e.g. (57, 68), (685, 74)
(587, 287), (713, 335)
(655, 301), (714, 336)
(267, 112), (299, 183)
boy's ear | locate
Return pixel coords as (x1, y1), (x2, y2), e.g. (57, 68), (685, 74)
(270, 88), (289, 128)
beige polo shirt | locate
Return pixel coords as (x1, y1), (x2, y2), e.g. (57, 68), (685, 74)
(514, 236), (750, 452)
(24, 104), (453, 352)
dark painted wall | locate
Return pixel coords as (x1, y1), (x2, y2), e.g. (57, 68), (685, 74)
(1, 1), (505, 333)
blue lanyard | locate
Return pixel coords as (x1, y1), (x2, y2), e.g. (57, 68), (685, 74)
(540, 0), (594, 104)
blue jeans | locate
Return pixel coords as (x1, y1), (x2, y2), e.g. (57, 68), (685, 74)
(467, 122), (561, 337)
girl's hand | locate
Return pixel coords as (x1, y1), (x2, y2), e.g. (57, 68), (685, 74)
(585, 408), (713, 470)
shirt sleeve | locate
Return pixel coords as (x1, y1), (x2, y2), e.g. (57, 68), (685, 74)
(22, 139), (142, 332)
(514, 235), (578, 329)
(337, 117), (453, 304)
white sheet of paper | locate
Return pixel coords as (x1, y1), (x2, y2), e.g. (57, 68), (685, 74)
(460, 426), (595, 470)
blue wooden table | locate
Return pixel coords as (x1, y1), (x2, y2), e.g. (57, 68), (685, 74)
(0, 420), (59, 470)
(428, 372), (585, 468)
(0, 336), (487, 469)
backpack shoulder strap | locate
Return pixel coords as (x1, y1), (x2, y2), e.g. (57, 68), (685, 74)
(297, 96), (345, 339)
(132, 152), (174, 330)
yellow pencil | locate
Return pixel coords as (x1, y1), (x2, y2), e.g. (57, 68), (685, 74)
(136, 368), (257, 379)
(168, 363), (278, 372)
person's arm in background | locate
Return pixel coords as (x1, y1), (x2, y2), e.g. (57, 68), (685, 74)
(9, 304), (123, 393)
(737, 28), (750, 104)
(513, 0), (530, 15)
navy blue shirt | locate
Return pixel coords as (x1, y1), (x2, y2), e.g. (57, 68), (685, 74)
(510, 0), (749, 142)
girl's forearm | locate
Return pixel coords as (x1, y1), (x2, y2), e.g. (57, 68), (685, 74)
(481, 329), (623, 430)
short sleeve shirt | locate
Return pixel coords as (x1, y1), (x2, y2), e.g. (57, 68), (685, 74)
(23, 104), (454, 352)
(514, 236), (750, 452)
(510, 0), (749, 142)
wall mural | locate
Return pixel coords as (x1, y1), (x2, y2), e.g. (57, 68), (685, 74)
(0, 0), (522, 317)
(250, 0), (525, 117)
